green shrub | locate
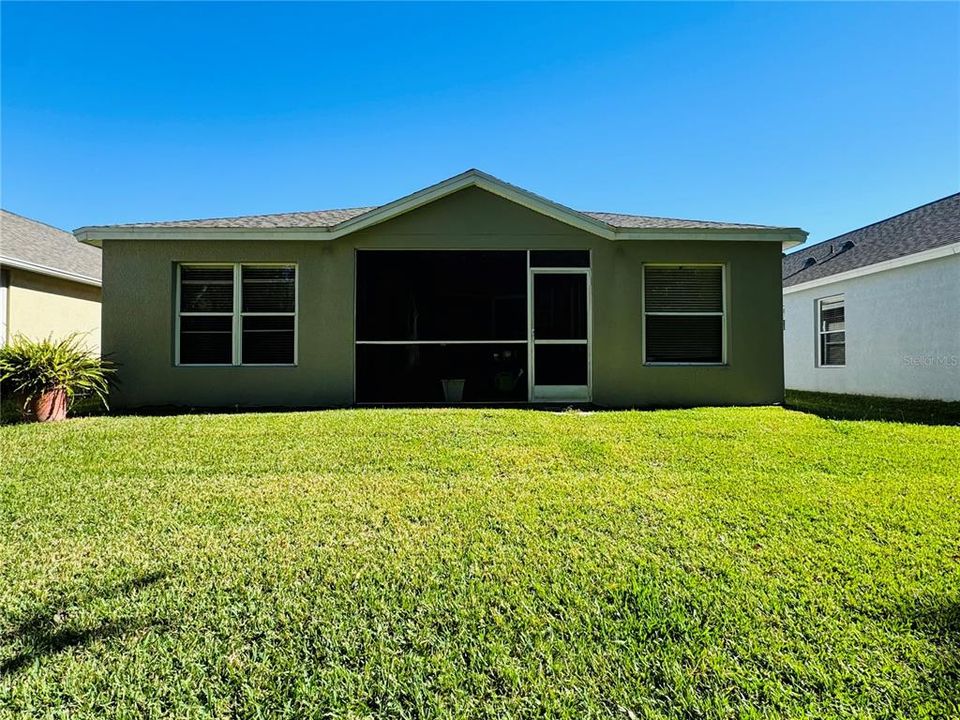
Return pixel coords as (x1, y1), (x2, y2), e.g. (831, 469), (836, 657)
(0, 334), (116, 415)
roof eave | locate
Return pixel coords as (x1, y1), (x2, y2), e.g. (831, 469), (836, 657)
(75, 169), (807, 249)
(75, 226), (333, 246)
(613, 227), (807, 248)
(76, 224), (807, 248)
(0, 255), (102, 287)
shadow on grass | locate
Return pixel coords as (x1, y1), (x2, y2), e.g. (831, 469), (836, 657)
(0, 570), (168, 676)
(34, 400), (788, 420)
(905, 598), (960, 707)
(9, 389), (957, 426)
(785, 390), (960, 427)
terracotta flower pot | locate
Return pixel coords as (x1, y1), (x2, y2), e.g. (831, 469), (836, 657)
(27, 387), (69, 422)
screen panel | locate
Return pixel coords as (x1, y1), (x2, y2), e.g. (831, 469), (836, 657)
(533, 344), (588, 386)
(530, 250), (589, 268)
(356, 251), (527, 342)
(356, 343), (527, 403)
(534, 274), (587, 340)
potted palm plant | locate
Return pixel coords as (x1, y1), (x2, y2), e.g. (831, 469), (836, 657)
(0, 334), (115, 422)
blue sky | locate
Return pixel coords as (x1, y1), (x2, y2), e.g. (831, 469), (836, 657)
(2, 2), (957, 248)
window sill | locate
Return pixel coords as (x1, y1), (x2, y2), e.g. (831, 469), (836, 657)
(174, 364), (299, 368)
(644, 362), (729, 367)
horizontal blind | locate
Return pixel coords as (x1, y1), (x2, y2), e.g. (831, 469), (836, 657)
(179, 315), (232, 364)
(644, 265), (724, 364)
(821, 337), (846, 366)
(242, 315), (295, 364)
(819, 300), (844, 332)
(240, 265), (296, 364)
(242, 267), (296, 313)
(180, 266), (234, 313)
(644, 266), (722, 313)
(645, 315), (723, 363)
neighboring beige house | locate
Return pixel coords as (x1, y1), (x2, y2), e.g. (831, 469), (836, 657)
(1, 210), (102, 351)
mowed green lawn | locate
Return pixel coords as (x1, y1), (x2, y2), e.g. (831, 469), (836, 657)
(1, 408), (958, 719)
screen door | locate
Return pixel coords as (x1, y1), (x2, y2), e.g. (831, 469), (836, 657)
(530, 269), (590, 401)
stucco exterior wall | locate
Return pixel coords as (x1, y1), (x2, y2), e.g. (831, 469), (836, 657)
(5, 268), (102, 352)
(783, 253), (960, 401)
(101, 187), (786, 408)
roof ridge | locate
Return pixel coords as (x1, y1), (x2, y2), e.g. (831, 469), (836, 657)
(247, 205), (378, 216)
(788, 191), (960, 255)
(1, 208), (72, 235)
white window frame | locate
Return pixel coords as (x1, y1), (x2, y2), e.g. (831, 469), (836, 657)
(528, 263), (592, 403)
(175, 262), (298, 367)
(816, 294), (845, 368)
(641, 263), (727, 366)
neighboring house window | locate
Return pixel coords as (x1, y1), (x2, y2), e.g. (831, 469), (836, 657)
(817, 295), (845, 367)
(643, 265), (725, 364)
(177, 264), (296, 366)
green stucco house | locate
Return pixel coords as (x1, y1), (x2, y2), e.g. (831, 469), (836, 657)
(75, 170), (806, 409)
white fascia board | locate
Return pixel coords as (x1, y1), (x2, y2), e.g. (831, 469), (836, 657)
(613, 228), (806, 247)
(782, 241), (960, 295)
(77, 224), (805, 247)
(0, 256), (102, 287)
(75, 227), (332, 246)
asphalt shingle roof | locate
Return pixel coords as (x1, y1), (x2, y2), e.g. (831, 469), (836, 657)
(1, 210), (101, 282)
(581, 211), (774, 230)
(103, 206), (781, 232)
(782, 193), (960, 287)
(118, 207), (378, 229)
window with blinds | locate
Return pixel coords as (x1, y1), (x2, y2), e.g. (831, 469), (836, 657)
(817, 295), (845, 367)
(178, 266), (235, 364)
(241, 267), (296, 364)
(177, 264), (296, 365)
(643, 265), (725, 364)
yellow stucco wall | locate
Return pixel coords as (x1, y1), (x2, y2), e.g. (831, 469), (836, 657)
(5, 268), (102, 352)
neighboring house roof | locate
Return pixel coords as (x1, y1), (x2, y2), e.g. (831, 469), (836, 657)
(76, 169), (807, 248)
(783, 193), (960, 289)
(1, 210), (102, 286)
